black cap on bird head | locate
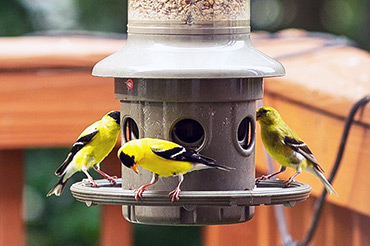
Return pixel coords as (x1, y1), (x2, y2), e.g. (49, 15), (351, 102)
(256, 107), (269, 120)
(119, 152), (139, 174)
(256, 107), (281, 125)
(108, 111), (120, 125)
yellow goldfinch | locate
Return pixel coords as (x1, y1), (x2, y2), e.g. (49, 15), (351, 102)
(118, 138), (233, 202)
(256, 107), (337, 195)
(47, 111), (121, 197)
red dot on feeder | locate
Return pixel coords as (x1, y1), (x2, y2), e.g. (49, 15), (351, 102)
(126, 79), (134, 90)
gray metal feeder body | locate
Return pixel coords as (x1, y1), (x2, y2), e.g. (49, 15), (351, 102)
(92, 0), (285, 225)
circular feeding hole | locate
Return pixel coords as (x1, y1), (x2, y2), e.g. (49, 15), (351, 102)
(123, 117), (139, 143)
(237, 116), (255, 153)
(171, 119), (205, 149)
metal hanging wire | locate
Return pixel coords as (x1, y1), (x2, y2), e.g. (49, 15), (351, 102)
(300, 95), (370, 246)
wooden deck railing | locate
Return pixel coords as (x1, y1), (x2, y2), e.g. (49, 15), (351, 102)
(0, 30), (369, 245)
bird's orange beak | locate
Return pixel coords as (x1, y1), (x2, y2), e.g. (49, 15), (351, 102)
(131, 163), (139, 174)
(256, 111), (261, 121)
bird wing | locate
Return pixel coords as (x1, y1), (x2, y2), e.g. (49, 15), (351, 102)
(283, 136), (325, 173)
(55, 128), (99, 176)
(151, 145), (215, 165)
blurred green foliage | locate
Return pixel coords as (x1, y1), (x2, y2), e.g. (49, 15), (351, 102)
(0, 0), (33, 35)
(26, 149), (100, 246)
(134, 225), (201, 246)
(250, 0), (369, 50)
(75, 0), (127, 32)
(0, 0), (127, 35)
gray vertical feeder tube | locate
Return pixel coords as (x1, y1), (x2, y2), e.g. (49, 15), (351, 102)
(115, 78), (261, 225)
(92, 0), (285, 225)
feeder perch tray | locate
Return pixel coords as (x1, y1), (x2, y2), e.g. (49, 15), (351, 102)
(71, 179), (311, 208)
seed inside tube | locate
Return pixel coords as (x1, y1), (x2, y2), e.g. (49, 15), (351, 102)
(128, 0), (250, 22)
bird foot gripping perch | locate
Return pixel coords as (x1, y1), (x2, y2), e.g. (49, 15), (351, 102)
(82, 178), (98, 187)
(255, 171), (298, 188)
(134, 184), (151, 200)
(133, 173), (184, 203)
(133, 173), (159, 201)
(168, 187), (181, 203)
(82, 173), (118, 188)
(105, 175), (119, 186)
(93, 167), (119, 186)
(168, 173), (184, 203)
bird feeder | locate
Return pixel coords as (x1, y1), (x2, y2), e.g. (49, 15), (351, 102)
(71, 0), (311, 225)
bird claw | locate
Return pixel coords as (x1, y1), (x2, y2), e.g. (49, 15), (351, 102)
(105, 175), (118, 186)
(255, 175), (270, 183)
(134, 186), (147, 200)
(94, 168), (119, 186)
(283, 180), (293, 187)
(168, 188), (181, 203)
(283, 177), (298, 187)
(82, 178), (98, 187)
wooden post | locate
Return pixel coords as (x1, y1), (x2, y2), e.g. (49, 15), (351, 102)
(100, 147), (133, 246)
(101, 205), (133, 246)
(0, 150), (24, 246)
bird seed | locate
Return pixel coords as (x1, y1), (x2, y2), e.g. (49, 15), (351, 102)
(128, 0), (249, 24)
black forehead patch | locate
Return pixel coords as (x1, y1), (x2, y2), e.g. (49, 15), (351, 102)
(119, 152), (135, 168)
(108, 111), (120, 125)
(259, 108), (269, 114)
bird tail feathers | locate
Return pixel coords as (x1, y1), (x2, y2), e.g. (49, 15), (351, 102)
(55, 160), (70, 176)
(46, 174), (69, 197)
(195, 153), (234, 171)
(210, 163), (234, 171)
(307, 166), (338, 196)
(196, 162), (234, 172)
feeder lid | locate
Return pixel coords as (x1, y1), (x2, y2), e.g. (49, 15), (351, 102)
(71, 179), (311, 208)
(92, 34), (285, 79)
